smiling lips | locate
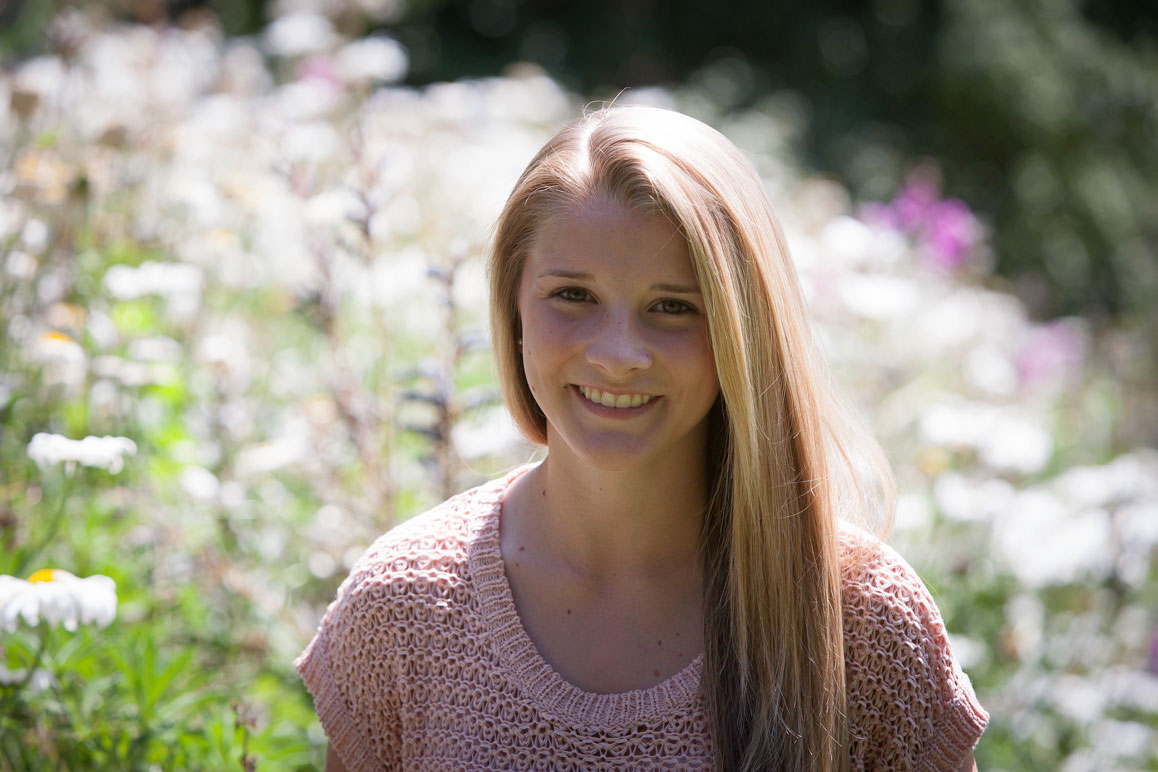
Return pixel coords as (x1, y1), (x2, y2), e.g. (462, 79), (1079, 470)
(577, 385), (656, 409)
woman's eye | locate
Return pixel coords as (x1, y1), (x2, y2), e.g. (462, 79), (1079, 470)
(653, 299), (694, 315)
(552, 287), (591, 303)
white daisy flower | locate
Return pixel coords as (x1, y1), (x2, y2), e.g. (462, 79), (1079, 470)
(28, 331), (86, 387)
(0, 570), (118, 633)
(26, 433), (138, 474)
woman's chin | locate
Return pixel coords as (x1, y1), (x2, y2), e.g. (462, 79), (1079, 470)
(544, 429), (650, 472)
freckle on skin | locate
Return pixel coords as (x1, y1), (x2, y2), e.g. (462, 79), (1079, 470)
(567, 609), (571, 615)
(657, 640), (662, 647)
(518, 545), (525, 552)
(653, 669), (660, 677)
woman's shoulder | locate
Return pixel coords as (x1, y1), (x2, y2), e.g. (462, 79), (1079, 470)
(359, 484), (487, 564)
(358, 472), (509, 567)
(340, 472), (512, 593)
(836, 521), (989, 769)
(836, 520), (954, 671)
(837, 521), (936, 614)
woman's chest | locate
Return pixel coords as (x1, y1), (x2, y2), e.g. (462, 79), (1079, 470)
(504, 560), (704, 694)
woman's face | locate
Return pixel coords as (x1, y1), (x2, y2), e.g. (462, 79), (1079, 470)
(517, 197), (720, 473)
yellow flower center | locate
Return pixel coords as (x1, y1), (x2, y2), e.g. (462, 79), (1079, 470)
(27, 569), (61, 583)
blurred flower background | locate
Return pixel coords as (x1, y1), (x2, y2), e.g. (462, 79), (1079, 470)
(1, 1), (1155, 770)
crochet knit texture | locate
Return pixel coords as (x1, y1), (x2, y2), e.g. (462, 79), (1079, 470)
(296, 469), (988, 771)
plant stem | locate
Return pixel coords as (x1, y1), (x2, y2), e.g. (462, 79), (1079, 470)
(15, 623), (52, 695)
(14, 481), (68, 577)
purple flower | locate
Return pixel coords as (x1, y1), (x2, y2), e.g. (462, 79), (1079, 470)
(893, 178), (940, 233)
(923, 198), (977, 270)
(858, 201), (899, 230)
(859, 171), (980, 271)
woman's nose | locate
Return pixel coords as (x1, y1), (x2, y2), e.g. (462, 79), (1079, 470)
(584, 309), (652, 375)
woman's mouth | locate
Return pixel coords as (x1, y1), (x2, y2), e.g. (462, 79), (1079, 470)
(577, 385), (655, 409)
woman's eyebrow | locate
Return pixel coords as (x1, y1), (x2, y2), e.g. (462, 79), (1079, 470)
(651, 282), (702, 294)
(535, 271), (700, 295)
(537, 269), (593, 280)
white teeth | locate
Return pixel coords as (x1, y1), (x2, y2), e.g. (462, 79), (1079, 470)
(579, 386), (653, 408)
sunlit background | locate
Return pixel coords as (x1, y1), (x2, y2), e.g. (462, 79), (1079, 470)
(1, 1), (1156, 770)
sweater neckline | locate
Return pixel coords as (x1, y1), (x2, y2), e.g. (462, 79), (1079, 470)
(468, 465), (704, 729)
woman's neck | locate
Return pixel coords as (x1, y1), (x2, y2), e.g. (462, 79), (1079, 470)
(500, 446), (709, 693)
(509, 445), (709, 583)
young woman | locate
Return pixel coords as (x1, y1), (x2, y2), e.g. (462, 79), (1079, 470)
(297, 106), (989, 771)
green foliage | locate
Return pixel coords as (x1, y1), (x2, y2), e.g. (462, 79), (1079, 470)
(0, 0), (58, 61)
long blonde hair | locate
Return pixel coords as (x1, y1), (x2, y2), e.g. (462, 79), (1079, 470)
(488, 106), (893, 772)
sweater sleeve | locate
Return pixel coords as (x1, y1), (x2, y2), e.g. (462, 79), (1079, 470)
(295, 557), (403, 772)
(842, 531), (989, 772)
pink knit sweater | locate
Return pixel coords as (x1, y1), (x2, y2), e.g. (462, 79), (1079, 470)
(296, 468), (988, 771)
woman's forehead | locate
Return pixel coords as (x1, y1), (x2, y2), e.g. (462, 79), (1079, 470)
(524, 203), (697, 286)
